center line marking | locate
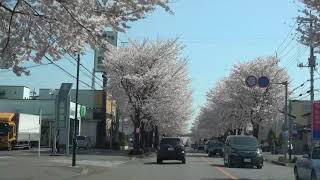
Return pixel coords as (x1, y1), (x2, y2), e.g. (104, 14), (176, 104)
(202, 157), (239, 180)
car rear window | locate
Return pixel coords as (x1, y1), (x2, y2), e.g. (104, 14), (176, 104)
(215, 142), (224, 147)
(160, 138), (181, 145)
(77, 136), (85, 140)
(230, 136), (258, 146)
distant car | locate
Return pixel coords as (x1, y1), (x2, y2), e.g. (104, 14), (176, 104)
(198, 143), (205, 151)
(294, 146), (320, 180)
(223, 135), (263, 169)
(76, 136), (92, 149)
(191, 143), (198, 150)
(208, 141), (224, 157)
(157, 137), (186, 164)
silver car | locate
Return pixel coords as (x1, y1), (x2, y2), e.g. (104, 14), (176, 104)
(294, 147), (320, 180)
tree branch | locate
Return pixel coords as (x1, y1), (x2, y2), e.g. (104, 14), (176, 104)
(2, 0), (20, 53)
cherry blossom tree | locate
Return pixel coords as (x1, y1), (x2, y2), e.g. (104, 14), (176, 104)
(0, 0), (171, 75)
(296, 1), (320, 50)
(193, 57), (289, 140)
(104, 39), (192, 152)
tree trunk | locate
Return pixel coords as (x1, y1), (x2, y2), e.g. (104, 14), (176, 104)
(133, 110), (141, 154)
(154, 126), (159, 150)
(253, 123), (260, 139)
(140, 122), (145, 151)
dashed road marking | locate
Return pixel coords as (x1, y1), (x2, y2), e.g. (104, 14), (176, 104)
(202, 157), (239, 180)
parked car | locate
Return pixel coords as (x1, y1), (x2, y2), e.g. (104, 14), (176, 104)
(208, 141), (224, 157)
(157, 137), (186, 164)
(76, 136), (92, 149)
(294, 146), (320, 180)
(223, 135), (263, 169)
(13, 140), (31, 150)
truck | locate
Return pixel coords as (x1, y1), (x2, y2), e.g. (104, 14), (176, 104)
(0, 113), (40, 150)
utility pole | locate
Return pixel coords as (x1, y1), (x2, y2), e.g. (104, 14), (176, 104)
(102, 72), (108, 149)
(298, 12), (316, 150)
(284, 81), (288, 159)
(72, 54), (80, 167)
(289, 100), (292, 160)
(309, 17), (316, 149)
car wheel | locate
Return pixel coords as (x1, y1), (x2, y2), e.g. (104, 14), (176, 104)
(208, 152), (212, 157)
(294, 167), (300, 180)
(224, 155), (228, 166)
(311, 170), (317, 180)
(182, 158), (186, 164)
(226, 156), (233, 168)
(256, 163), (263, 169)
(157, 158), (162, 164)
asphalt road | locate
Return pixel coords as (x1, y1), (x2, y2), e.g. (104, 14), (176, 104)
(0, 149), (294, 180)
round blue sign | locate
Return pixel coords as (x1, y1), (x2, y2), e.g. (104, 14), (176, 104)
(258, 76), (270, 88)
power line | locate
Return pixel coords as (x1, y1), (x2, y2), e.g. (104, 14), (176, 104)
(275, 21), (298, 54)
(64, 54), (103, 88)
(290, 77), (320, 94)
(0, 63), (53, 73)
(45, 56), (92, 88)
(63, 52), (104, 84)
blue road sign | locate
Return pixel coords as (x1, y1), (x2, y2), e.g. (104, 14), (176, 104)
(258, 76), (270, 88)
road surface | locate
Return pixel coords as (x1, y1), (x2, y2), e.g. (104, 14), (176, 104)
(0, 149), (294, 180)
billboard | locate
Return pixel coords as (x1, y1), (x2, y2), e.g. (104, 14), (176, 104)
(313, 102), (320, 140)
(94, 31), (118, 72)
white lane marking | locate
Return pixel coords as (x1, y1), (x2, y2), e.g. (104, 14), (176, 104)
(0, 156), (13, 159)
(51, 159), (127, 167)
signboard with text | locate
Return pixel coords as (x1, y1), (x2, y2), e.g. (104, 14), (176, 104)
(313, 102), (320, 140)
(94, 31), (118, 72)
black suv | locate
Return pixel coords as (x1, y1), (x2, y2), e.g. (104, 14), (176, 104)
(208, 140), (224, 157)
(223, 135), (263, 169)
(157, 137), (186, 164)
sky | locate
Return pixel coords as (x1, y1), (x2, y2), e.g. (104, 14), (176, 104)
(0, 0), (317, 130)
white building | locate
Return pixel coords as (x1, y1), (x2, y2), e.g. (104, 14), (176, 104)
(0, 85), (31, 99)
(39, 89), (107, 147)
(0, 85), (83, 154)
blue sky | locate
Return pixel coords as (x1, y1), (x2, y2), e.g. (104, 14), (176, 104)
(0, 0), (316, 128)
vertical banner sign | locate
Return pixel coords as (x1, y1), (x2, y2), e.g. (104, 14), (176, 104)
(313, 102), (320, 140)
(94, 31), (118, 72)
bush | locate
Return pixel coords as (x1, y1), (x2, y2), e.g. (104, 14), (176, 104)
(119, 132), (128, 146)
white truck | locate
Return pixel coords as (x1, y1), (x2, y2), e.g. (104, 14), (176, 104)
(0, 113), (40, 150)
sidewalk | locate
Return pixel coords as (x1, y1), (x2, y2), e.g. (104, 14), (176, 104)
(263, 152), (302, 167)
(0, 148), (132, 180)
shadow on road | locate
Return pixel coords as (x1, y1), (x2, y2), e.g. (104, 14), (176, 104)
(209, 164), (225, 168)
(144, 161), (183, 165)
(201, 179), (258, 180)
(186, 154), (208, 158)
